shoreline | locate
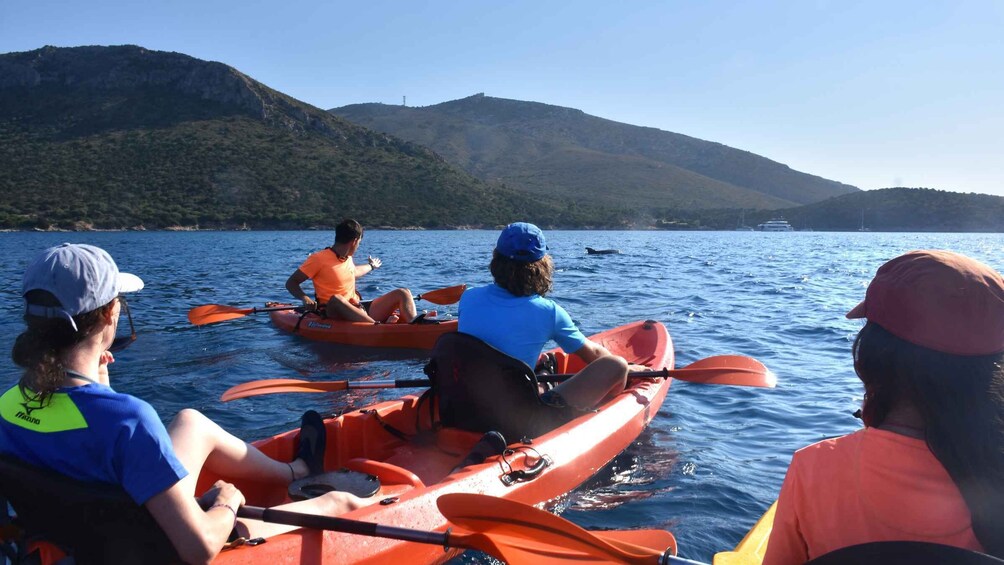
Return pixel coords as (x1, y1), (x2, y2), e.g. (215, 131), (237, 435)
(3, 226), (1000, 234)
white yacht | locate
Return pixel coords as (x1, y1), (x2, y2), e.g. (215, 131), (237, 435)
(757, 219), (794, 232)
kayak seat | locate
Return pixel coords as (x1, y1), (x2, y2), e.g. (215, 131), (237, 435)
(0, 453), (179, 565)
(344, 458), (425, 489)
(424, 332), (578, 441)
(434, 427), (486, 455)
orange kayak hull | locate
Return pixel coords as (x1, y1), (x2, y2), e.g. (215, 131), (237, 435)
(268, 306), (458, 349)
(205, 320), (673, 564)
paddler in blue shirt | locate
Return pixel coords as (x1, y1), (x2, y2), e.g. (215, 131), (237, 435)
(458, 222), (629, 411)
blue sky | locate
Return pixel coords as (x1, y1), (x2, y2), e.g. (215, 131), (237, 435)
(3, 0), (1002, 195)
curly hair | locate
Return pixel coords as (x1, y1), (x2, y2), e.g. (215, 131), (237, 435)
(854, 321), (1004, 557)
(489, 251), (554, 297)
(12, 290), (114, 406)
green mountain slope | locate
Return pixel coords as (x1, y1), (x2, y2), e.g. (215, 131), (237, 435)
(787, 187), (1004, 232)
(332, 94), (859, 210)
(683, 187), (1004, 232)
(0, 46), (613, 230)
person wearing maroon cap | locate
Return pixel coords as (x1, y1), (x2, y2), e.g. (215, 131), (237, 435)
(764, 250), (1004, 564)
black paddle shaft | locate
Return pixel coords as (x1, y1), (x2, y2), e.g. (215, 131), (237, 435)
(350, 370), (670, 390)
(537, 368), (669, 384)
(238, 505), (450, 546)
(354, 371), (668, 390)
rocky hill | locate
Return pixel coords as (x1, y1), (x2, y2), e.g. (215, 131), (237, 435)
(332, 94), (859, 210)
(0, 46), (607, 230)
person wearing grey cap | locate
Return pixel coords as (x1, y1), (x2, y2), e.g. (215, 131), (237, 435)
(0, 244), (368, 563)
(459, 223), (630, 412)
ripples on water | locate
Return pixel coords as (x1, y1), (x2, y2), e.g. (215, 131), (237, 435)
(2, 230), (1003, 562)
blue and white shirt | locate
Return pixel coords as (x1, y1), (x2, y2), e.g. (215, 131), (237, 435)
(0, 381), (187, 504)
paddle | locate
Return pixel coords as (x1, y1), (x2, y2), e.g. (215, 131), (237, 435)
(437, 493), (700, 564)
(188, 304), (302, 326)
(416, 283), (467, 305)
(220, 354), (775, 402)
(188, 284), (467, 326)
(237, 495), (692, 564)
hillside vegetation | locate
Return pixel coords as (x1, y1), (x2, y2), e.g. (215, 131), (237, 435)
(787, 188), (1004, 232)
(669, 188), (1004, 232)
(0, 46), (621, 230)
(332, 94), (859, 210)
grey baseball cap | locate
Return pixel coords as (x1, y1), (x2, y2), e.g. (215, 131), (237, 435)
(22, 243), (144, 331)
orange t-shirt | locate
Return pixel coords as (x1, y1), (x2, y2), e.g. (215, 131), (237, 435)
(298, 249), (356, 303)
(763, 427), (982, 565)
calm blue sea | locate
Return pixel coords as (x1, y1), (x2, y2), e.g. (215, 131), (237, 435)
(2, 230), (1003, 562)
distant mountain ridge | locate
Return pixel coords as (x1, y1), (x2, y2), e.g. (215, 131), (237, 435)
(776, 187), (1004, 232)
(0, 46), (605, 230)
(5, 46), (996, 232)
(332, 94), (859, 210)
(662, 187), (1004, 232)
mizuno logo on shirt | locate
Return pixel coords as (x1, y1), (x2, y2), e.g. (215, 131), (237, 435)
(0, 387), (88, 432)
(14, 410), (40, 426)
(20, 401), (40, 416)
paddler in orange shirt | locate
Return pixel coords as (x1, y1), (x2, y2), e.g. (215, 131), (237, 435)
(285, 218), (419, 323)
(764, 250), (1004, 564)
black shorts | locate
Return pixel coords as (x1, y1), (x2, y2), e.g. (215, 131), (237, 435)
(539, 389), (568, 408)
(321, 299), (371, 313)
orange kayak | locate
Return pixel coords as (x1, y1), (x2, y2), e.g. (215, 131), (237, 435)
(268, 305), (458, 349)
(203, 320), (673, 564)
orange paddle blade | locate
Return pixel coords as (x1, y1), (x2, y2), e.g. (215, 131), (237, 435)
(417, 284), (467, 305)
(220, 379), (349, 402)
(188, 303), (303, 326)
(419, 528), (677, 564)
(239, 504), (679, 564)
(438, 493), (674, 564)
(597, 529), (679, 553)
(672, 355), (776, 388)
(544, 355), (774, 388)
(188, 304), (254, 325)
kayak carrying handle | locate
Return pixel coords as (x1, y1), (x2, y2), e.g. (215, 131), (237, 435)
(501, 454), (552, 486)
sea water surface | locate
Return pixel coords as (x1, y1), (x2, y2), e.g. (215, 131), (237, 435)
(2, 230), (1003, 562)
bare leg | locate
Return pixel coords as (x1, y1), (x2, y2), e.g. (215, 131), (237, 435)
(367, 288), (418, 322)
(550, 355), (628, 410)
(234, 491), (378, 539)
(168, 409), (310, 498)
(325, 295), (373, 322)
